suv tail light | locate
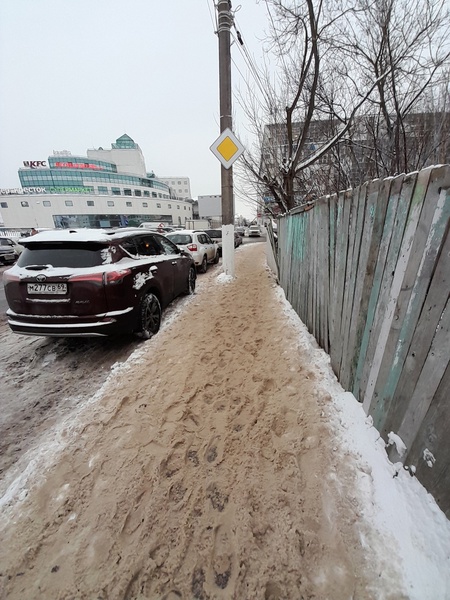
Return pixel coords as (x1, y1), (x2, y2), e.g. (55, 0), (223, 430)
(69, 269), (131, 285)
(187, 244), (197, 252)
(105, 269), (131, 285)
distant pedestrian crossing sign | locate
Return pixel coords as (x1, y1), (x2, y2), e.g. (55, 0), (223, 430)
(210, 128), (245, 169)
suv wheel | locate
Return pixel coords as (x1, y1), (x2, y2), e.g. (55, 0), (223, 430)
(213, 251), (219, 264)
(183, 266), (196, 295)
(138, 292), (161, 339)
(199, 255), (208, 273)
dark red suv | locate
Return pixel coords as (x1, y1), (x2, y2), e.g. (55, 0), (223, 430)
(3, 228), (196, 338)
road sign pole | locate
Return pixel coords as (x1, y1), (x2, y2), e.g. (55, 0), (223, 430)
(217, 0), (235, 277)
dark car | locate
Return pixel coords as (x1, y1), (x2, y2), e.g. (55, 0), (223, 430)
(3, 228), (196, 338)
(234, 232), (243, 248)
(203, 229), (223, 256)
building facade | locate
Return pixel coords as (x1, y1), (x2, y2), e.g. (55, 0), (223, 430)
(158, 177), (192, 200)
(0, 134), (193, 229)
(197, 195), (222, 220)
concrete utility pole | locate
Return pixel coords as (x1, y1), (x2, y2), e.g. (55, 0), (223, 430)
(217, 0), (235, 277)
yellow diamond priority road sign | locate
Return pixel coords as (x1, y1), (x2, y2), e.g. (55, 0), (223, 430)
(210, 128), (245, 169)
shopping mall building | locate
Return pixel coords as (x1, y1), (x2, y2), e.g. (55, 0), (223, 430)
(0, 134), (193, 230)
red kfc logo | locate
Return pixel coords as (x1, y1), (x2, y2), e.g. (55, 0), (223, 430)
(23, 161), (47, 168)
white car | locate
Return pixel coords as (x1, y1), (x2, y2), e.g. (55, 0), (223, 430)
(246, 225), (262, 237)
(165, 230), (219, 272)
(0, 237), (23, 264)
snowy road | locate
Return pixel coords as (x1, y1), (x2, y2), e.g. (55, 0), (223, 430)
(0, 261), (207, 483)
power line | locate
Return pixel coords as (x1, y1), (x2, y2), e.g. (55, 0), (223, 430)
(206, 0), (218, 33)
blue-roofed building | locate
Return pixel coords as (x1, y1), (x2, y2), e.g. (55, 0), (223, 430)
(0, 135), (193, 229)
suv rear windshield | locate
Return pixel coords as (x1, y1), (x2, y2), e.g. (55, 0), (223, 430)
(17, 242), (108, 268)
(166, 234), (192, 245)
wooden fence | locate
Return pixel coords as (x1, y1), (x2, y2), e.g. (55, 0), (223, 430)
(276, 165), (450, 516)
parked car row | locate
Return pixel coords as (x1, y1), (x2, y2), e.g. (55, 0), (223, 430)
(2, 224), (257, 340)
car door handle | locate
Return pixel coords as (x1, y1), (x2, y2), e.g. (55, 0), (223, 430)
(150, 266), (158, 272)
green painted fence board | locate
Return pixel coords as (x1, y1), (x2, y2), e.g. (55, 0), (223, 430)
(353, 176), (398, 399)
(340, 184), (368, 389)
(347, 179), (382, 395)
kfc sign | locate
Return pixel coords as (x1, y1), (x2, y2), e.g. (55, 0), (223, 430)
(23, 161), (47, 168)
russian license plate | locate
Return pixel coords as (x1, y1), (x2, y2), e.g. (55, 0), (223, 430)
(27, 283), (67, 295)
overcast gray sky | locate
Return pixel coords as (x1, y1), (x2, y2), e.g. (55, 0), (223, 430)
(0, 0), (268, 218)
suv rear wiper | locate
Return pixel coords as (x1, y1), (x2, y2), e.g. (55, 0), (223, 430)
(24, 264), (53, 270)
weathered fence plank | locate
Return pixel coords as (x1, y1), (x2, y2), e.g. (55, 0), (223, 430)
(346, 179), (382, 394)
(361, 174), (409, 413)
(320, 199), (330, 352)
(404, 362), (450, 518)
(330, 190), (352, 374)
(340, 184), (367, 389)
(353, 176), (398, 400)
(396, 299), (450, 449)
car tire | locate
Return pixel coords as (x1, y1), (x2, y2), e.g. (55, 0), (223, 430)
(213, 251), (220, 264)
(199, 255), (208, 273)
(137, 292), (161, 339)
(183, 266), (196, 295)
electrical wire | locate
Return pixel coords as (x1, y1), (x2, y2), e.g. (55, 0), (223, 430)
(230, 27), (274, 109)
(206, 0), (218, 33)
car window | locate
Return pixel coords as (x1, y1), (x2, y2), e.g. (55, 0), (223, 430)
(120, 239), (139, 256)
(197, 234), (206, 244)
(166, 234), (192, 245)
(205, 230), (221, 239)
(204, 234), (213, 244)
(17, 243), (106, 268)
(157, 236), (180, 255)
(134, 235), (162, 256)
